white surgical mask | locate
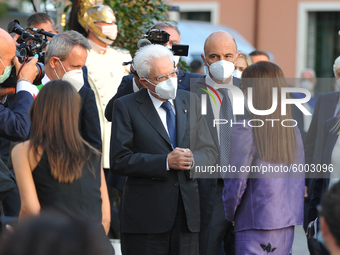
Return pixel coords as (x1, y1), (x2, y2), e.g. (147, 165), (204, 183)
(96, 24), (118, 45)
(232, 69), (242, 79)
(55, 59), (84, 92)
(300, 80), (314, 92)
(0, 58), (12, 84)
(145, 77), (177, 100)
(206, 59), (235, 82)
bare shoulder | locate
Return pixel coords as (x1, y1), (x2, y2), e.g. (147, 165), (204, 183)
(12, 140), (30, 156)
(12, 141), (44, 172)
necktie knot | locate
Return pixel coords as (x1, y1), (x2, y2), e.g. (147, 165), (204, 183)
(218, 88), (229, 97)
(161, 101), (172, 112)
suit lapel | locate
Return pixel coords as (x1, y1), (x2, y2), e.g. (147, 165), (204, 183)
(137, 89), (172, 147)
(193, 81), (219, 149)
(174, 92), (188, 147)
(325, 92), (340, 119)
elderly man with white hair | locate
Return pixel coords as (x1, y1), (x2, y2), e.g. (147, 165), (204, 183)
(305, 56), (340, 255)
(110, 44), (217, 255)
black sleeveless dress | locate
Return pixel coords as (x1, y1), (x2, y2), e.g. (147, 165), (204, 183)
(32, 150), (102, 224)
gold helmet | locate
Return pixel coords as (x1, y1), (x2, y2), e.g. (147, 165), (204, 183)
(78, 4), (116, 39)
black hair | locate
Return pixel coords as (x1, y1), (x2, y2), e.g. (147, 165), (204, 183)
(249, 50), (270, 59)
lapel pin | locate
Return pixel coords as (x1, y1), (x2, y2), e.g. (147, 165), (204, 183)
(184, 109), (187, 113)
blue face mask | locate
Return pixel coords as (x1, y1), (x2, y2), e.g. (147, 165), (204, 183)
(0, 58), (12, 84)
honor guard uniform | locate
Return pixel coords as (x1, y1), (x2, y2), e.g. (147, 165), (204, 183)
(78, 5), (132, 169)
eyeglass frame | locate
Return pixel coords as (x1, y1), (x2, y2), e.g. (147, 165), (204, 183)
(146, 68), (178, 83)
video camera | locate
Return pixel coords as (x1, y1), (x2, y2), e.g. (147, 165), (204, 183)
(141, 29), (189, 57)
(2, 19), (56, 87)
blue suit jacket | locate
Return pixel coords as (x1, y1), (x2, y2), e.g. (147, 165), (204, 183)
(0, 91), (34, 142)
(78, 86), (102, 152)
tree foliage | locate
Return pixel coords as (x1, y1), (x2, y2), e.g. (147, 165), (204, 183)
(103, 0), (169, 56)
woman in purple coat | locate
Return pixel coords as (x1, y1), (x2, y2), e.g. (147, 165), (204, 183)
(223, 61), (305, 255)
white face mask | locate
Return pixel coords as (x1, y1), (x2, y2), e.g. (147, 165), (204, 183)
(145, 77), (178, 100)
(55, 59), (84, 92)
(206, 59), (235, 82)
(300, 80), (314, 92)
(232, 69), (242, 79)
(96, 24), (118, 45)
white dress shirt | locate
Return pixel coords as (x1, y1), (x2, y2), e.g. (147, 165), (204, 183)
(204, 74), (234, 142)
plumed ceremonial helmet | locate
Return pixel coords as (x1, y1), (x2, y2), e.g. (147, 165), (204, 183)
(78, 4), (116, 38)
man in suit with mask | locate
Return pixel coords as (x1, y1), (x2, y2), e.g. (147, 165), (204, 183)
(110, 44), (217, 255)
(42, 30), (101, 151)
(190, 31), (246, 255)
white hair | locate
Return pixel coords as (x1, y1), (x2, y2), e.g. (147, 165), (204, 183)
(133, 44), (174, 78)
(334, 56), (340, 76)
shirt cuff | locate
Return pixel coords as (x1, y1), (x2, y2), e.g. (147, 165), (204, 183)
(166, 158), (170, 171)
(16, 80), (39, 98)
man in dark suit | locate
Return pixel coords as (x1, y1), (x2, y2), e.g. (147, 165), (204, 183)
(110, 44), (217, 255)
(305, 56), (340, 255)
(43, 30), (101, 151)
(190, 31), (249, 255)
(0, 28), (41, 226)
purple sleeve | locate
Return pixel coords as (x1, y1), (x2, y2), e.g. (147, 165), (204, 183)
(222, 124), (255, 221)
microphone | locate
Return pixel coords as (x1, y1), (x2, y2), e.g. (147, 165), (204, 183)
(137, 39), (151, 48)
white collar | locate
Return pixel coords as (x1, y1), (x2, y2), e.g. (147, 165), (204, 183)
(205, 73), (233, 89)
(42, 74), (51, 85)
(88, 39), (108, 54)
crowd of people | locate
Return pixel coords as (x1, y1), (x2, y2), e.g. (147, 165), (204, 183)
(0, 3), (339, 255)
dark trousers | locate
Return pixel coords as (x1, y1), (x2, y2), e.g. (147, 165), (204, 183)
(122, 193), (198, 255)
(199, 179), (235, 255)
(104, 169), (120, 239)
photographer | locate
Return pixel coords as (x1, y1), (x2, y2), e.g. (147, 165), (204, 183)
(0, 28), (39, 142)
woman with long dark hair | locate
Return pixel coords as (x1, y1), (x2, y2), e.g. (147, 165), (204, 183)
(223, 61), (305, 254)
(12, 80), (110, 236)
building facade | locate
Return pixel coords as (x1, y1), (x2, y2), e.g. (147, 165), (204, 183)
(169, 0), (340, 91)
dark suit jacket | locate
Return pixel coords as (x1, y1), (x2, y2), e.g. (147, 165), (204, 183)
(190, 76), (248, 231)
(110, 88), (217, 234)
(308, 116), (339, 223)
(0, 91), (33, 142)
(105, 71), (204, 190)
(104, 74), (134, 122)
(78, 86), (102, 152)
(305, 92), (339, 165)
(304, 92), (339, 191)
